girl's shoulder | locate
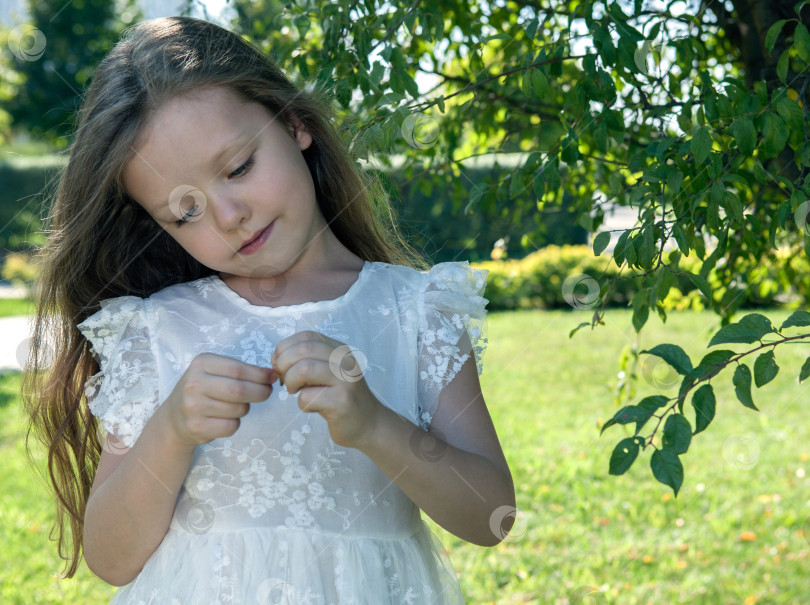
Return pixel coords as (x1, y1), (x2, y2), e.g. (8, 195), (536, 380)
(373, 260), (489, 289)
(77, 276), (217, 330)
(378, 260), (489, 304)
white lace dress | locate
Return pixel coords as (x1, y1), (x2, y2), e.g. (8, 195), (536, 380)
(77, 260), (489, 605)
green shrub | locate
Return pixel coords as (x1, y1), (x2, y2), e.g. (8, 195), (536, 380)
(1, 251), (38, 292)
(0, 153), (65, 253)
(472, 244), (810, 311)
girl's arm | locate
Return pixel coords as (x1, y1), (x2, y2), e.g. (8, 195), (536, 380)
(83, 403), (197, 586)
(83, 353), (276, 586)
(356, 353), (517, 547)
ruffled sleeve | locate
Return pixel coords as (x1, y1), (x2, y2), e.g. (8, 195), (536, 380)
(415, 261), (489, 431)
(76, 296), (160, 448)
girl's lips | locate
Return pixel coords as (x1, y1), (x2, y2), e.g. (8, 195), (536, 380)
(238, 220), (275, 254)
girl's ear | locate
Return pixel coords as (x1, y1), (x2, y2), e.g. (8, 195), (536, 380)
(287, 113), (313, 151)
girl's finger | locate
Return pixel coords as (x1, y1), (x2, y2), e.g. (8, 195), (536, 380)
(272, 339), (331, 378)
(196, 351), (277, 384)
(195, 397), (252, 420)
(197, 374), (274, 404)
(281, 358), (336, 396)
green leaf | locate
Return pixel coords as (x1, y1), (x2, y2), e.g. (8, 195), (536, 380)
(777, 49), (790, 83)
(607, 3), (645, 43)
(688, 272), (713, 301)
(691, 126), (711, 165)
(509, 170), (525, 199)
(600, 405), (652, 435)
(766, 19), (789, 54)
(739, 313), (777, 337)
(753, 350), (779, 387)
(650, 448), (683, 496)
(780, 310), (810, 329)
(538, 120), (566, 151)
(657, 267), (676, 300)
(672, 223), (689, 255)
(561, 135), (581, 165)
(800, 357), (810, 382)
(691, 384), (716, 434)
(532, 69), (549, 99)
(634, 395), (669, 434)
(762, 112), (789, 156)
(733, 364), (759, 411)
(613, 230), (630, 265)
(609, 437), (640, 475)
(725, 191), (745, 225)
(594, 121), (608, 154)
(594, 28), (616, 66)
(641, 344), (693, 375)
(795, 24), (810, 63)
(663, 413), (692, 454)
(544, 157), (561, 192)
(730, 117), (756, 156)
(709, 322), (760, 347)
(593, 231), (611, 256)
(569, 321), (590, 339)
(436, 96), (445, 113)
(778, 96), (805, 137)
(692, 349), (736, 379)
(632, 293), (649, 333)
(708, 314), (775, 346)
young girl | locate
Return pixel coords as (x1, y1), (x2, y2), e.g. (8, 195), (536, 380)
(22, 16), (515, 604)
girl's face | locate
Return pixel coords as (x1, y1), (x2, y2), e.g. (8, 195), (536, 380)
(122, 85), (325, 279)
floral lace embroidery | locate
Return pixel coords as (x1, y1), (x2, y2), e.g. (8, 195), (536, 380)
(77, 297), (160, 448)
(415, 262), (489, 431)
(189, 426), (360, 529)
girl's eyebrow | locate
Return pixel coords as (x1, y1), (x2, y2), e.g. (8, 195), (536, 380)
(147, 133), (250, 220)
(208, 133), (249, 169)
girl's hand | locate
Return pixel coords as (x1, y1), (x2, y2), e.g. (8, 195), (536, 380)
(271, 331), (382, 449)
(163, 352), (277, 447)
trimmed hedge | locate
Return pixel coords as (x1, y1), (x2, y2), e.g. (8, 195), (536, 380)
(472, 244), (810, 311)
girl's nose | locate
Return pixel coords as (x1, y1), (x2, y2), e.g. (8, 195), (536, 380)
(211, 193), (251, 232)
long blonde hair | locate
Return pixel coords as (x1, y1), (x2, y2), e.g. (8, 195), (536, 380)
(21, 16), (429, 578)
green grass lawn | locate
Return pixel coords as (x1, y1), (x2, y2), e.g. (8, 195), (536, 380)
(1, 307), (808, 604)
(0, 297), (33, 318)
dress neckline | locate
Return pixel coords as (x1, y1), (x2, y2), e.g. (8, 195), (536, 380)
(208, 260), (372, 314)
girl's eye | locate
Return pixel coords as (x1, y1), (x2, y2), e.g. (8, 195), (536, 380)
(228, 153), (255, 179)
(175, 205), (201, 227)
(174, 154), (255, 227)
